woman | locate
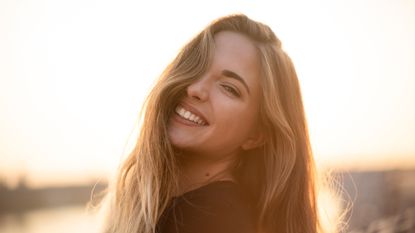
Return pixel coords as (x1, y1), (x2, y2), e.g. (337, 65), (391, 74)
(99, 14), (321, 233)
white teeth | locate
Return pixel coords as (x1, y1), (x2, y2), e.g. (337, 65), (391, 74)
(184, 111), (190, 118)
(175, 106), (206, 125)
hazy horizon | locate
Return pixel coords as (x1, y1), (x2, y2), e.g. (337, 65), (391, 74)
(2, 153), (414, 188)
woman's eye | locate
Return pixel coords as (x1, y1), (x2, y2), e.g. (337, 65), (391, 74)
(222, 85), (240, 97)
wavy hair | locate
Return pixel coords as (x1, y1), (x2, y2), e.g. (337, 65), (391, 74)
(99, 14), (321, 233)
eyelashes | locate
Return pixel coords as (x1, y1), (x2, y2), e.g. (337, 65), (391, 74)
(221, 84), (241, 97)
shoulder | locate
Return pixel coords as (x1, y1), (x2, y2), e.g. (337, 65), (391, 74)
(157, 181), (256, 233)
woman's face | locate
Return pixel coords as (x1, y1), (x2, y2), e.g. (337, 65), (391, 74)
(168, 31), (263, 160)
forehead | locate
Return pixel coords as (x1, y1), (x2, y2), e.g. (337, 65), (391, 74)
(212, 31), (261, 91)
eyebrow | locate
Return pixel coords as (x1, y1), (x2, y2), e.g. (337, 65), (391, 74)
(221, 70), (250, 94)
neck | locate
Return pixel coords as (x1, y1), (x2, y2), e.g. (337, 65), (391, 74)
(176, 151), (238, 196)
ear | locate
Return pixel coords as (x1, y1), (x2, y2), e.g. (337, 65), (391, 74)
(241, 131), (265, 151)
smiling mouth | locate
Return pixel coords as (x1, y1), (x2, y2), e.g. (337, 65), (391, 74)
(175, 106), (207, 126)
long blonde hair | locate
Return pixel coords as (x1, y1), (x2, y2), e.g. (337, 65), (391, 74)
(99, 14), (321, 233)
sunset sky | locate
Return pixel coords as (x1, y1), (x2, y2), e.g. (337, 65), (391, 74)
(1, 0), (414, 187)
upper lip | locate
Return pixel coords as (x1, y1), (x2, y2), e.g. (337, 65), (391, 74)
(179, 102), (209, 125)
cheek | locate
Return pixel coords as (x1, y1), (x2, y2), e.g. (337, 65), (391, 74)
(227, 98), (259, 123)
(211, 89), (261, 137)
(215, 103), (258, 137)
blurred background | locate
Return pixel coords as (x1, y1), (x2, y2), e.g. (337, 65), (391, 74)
(1, 0), (414, 232)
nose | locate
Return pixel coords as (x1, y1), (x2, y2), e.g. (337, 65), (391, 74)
(186, 77), (209, 102)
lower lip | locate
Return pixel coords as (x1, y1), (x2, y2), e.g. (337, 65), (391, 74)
(172, 112), (206, 127)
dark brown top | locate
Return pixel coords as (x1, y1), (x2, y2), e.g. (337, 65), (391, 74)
(156, 180), (256, 233)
